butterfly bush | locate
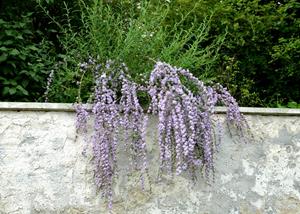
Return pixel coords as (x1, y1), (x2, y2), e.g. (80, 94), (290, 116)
(75, 59), (148, 209)
(148, 61), (249, 179)
(75, 59), (250, 209)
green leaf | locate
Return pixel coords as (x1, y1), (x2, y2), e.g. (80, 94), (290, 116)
(20, 70), (28, 74)
(4, 30), (16, 37)
(0, 47), (8, 52)
(3, 40), (14, 45)
(28, 46), (39, 51)
(16, 35), (23, 40)
(16, 85), (29, 95)
(22, 79), (29, 88)
(45, 0), (55, 4)
(22, 12), (33, 17)
(49, 29), (57, 33)
(10, 49), (20, 56)
(8, 88), (16, 95)
(6, 61), (17, 68)
(23, 29), (32, 35)
(19, 55), (26, 61)
(3, 87), (10, 95)
(0, 53), (7, 62)
(287, 101), (298, 108)
(18, 22), (26, 28)
(7, 80), (17, 86)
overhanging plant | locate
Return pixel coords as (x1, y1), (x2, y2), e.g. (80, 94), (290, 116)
(74, 59), (250, 210)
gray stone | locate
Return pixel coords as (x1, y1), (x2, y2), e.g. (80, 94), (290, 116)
(0, 104), (300, 213)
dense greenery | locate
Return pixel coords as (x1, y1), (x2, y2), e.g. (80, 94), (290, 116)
(0, 0), (86, 101)
(0, 0), (299, 107)
(209, 0), (300, 107)
(0, 8), (55, 101)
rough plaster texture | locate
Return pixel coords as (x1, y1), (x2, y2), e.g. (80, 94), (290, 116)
(0, 107), (300, 214)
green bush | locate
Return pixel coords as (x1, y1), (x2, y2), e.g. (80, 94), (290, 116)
(46, 0), (225, 103)
(0, 13), (55, 101)
(46, 0), (300, 107)
(162, 0), (300, 107)
(210, 0), (300, 107)
(0, 0), (299, 107)
(0, 0), (89, 101)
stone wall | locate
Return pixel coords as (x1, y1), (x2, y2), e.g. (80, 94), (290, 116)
(0, 103), (300, 214)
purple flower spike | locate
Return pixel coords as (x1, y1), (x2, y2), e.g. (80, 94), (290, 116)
(75, 59), (150, 210)
(214, 83), (250, 143)
(75, 103), (89, 156)
(148, 61), (250, 180)
(75, 59), (250, 210)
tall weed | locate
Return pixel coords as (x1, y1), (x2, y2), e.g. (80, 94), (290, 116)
(47, 0), (226, 102)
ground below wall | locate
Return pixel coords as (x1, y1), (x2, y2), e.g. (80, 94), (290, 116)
(0, 103), (300, 214)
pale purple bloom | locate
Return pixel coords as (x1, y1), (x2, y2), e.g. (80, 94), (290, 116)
(75, 59), (250, 210)
(75, 59), (149, 210)
(119, 71), (148, 189)
(75, 103), (89, 156)
(148, 61), (249, 180)
(214, 83), (250, 143)
(44, 69), (54, 102)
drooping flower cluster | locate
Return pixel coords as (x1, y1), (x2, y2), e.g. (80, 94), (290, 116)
(148, 62), (213, 178)
(75, 104), (89, 133)
(75, 59), (250, 210)
(74, 103), (89, 155)
(92, 71), (120, 210)
(148, 61), (249, 179)
(119, 70), (148, 189)
(214, 83), (250, 143)
(75, 59), (148, 209)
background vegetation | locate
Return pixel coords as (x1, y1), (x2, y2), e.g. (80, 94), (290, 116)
(0, 0), (299, 107)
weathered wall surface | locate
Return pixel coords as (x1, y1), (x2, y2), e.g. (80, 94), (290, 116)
(0, 103), (300, 214)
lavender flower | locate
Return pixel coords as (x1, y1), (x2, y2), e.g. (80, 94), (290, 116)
(119, 70), (148, 189)
(44, 69), (54, 102)
(75, 104), (89, 132)
(148, 61), (250, 180)
(214, 83), (250, 143)
(74, 59), (250, 210)
(148, 62), (205, 176)
(75, 103), (89, 155)
(75, 59), (149, 210)
(92, 71), (119, 207)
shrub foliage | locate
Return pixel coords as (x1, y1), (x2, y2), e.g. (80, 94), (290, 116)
(0, 0), (299, 106)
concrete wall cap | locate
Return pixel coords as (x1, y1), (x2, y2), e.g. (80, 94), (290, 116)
(0, 102), (300, 116)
